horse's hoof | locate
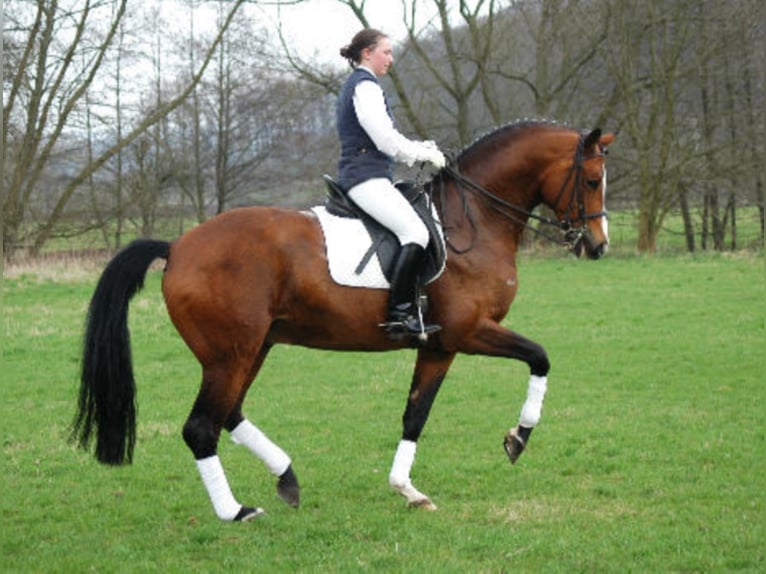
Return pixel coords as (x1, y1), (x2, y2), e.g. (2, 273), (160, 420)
(408, 498), (438, 511)
(503, 426), (526, 464)
(234, 506), (265, 522)
(277, 465), (300, 508)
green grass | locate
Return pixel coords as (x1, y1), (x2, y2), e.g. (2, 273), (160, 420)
(2, 253), (763, 572)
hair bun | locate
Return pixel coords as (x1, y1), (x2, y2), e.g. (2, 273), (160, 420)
(340, 28), (387, 67)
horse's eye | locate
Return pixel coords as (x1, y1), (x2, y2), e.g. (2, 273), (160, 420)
(586, 179), (601, 190)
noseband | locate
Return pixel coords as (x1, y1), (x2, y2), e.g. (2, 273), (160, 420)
(435, 132), (607, 253)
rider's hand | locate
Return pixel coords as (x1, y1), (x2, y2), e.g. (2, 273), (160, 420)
(418, 141), (446, 168)
(427, 149), (446, 169)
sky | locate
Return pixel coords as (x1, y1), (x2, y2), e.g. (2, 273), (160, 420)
(155, 0), (480, 68)
(255, 0), (427, 63)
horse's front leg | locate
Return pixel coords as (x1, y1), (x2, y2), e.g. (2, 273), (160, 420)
(389, 348), (455, 510)
(463, 319), (550, 464)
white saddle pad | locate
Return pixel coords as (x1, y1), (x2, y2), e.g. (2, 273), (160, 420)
(311, 206), (390, 288)
(311, 206), (446, 289)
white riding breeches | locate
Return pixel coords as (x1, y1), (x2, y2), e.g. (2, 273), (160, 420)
(347, 178), (429, 248)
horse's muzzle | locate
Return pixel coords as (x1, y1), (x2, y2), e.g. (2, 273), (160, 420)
(570, 229), (608, 260)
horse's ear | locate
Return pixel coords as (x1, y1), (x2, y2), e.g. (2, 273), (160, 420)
(599, 132), (616, 147)
(583, 128), (602, 149)
(584, 128), (616, 150)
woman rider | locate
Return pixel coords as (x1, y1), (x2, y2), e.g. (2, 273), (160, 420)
(336, 28), (446, 339)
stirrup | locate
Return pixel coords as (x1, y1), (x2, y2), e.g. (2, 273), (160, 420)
(379, 315), (441, 341)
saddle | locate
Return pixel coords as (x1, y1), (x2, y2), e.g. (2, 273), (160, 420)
(321, 175), (446, 286)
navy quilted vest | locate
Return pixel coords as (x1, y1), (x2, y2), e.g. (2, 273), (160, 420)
(336, 68), (394, 191)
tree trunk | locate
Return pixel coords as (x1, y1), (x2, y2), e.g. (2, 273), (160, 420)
(679, 184), (695, 252)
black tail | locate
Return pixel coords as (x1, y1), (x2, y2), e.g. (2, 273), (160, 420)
(72, 239), (171, 465)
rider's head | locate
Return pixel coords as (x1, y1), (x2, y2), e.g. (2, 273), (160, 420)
(340, 29), (393, 77)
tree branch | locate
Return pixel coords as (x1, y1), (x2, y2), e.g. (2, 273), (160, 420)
(31, 0), (248, 252)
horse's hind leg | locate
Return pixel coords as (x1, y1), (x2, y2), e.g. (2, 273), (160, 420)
(223, 347), (300, 509)
(226, 416), (300, 508)
(183, 351), (287, 522)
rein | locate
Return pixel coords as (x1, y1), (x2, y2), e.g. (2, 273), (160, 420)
(432, 133), (606, 253)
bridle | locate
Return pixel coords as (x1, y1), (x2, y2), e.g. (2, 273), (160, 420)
(552, 132), (609, 248)
(432, 132), (608, 254)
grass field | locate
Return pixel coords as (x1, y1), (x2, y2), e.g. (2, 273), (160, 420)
(2, 252), (763, 572)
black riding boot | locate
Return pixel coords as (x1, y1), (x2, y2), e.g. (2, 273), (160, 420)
(381, 243), (441, 340)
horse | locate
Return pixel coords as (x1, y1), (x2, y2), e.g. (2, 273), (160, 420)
(73, 120), (615, 521)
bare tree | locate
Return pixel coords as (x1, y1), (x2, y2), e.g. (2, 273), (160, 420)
(600, 0), (699, 252)
(2, 0), (247, 257)
(209, 1), (278, 213)
(4, 0), (127, 255)
(5, 0), (761, 256)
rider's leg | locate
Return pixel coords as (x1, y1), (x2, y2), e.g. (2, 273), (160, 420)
(385, 243), (439, 333)
(347, 178), (428, 247)
(347, 179), (440, 336)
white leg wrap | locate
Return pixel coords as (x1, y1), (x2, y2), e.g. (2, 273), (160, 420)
(388, 439), (433, 507)
(230, 419), (291, 477)
(196, 455), (240, 521)
(389, 439), (417, 489)
(519, 375), (548, 428)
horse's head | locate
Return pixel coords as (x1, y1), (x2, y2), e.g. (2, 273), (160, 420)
(439, 122), (617, 259)
(539, 128), (615, 260)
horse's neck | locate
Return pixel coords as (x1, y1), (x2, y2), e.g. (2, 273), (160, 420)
(436, 171), (529, 262)
(436, 128), (575, 264)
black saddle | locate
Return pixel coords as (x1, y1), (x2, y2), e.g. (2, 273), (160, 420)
(322, 175), (446, 285)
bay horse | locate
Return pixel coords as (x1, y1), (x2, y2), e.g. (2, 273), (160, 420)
(73, 121), (615, 521)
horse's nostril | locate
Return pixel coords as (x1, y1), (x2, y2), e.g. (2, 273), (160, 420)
(590, 243), (608, 260)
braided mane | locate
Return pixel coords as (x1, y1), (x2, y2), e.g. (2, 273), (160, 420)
(456, 120), (573, 164)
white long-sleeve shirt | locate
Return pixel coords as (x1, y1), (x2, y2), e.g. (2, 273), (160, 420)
(352, 67), (437, 166)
